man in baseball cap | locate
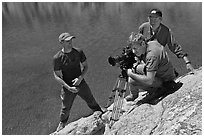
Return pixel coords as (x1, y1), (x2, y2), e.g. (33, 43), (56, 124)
(53, 32), (104, 132)
(138, 8), (194, 74)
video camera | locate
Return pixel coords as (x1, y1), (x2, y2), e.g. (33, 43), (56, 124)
(108, 46), (136, 70)
(108, 32), (142, 70)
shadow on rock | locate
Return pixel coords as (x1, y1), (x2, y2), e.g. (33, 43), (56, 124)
(137, 81), (183, 106)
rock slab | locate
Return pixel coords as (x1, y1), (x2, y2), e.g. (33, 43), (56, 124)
(51, 67), (202, 135)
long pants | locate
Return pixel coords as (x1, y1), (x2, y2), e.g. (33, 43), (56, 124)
(60, 79), (102, 123)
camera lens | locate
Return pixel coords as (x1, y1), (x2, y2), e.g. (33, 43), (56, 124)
(108, 56), (116, 66)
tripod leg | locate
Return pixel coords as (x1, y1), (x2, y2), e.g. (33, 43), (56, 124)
(117, 81), (128, 117)
(110, 90), (119, 126)
(111, 79), (121, 120)
(110, 78), (127, 127)
(105, 78), (120, 108)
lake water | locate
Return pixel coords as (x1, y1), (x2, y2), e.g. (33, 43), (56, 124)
(2, 2), (202, 135)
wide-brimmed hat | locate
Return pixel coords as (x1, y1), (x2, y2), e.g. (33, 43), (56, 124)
(59, 32), (75, 42)
(149, 8), (162, 17)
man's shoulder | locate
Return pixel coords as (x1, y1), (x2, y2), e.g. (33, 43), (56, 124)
(148, 41), (163, 49)
(147, 41), (163, 56)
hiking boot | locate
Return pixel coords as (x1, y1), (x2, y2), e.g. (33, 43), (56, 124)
(56, 121), (66, 132)
(125, 94), (138, 101)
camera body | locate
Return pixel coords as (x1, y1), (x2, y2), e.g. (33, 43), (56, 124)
(108, 46), (136, 69)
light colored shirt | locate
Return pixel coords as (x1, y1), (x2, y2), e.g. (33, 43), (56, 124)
(143, 40), (176, 81)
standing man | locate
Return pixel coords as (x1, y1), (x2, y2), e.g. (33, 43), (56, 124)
(138, 8), (194, 73)
(53, 32), (103, 132)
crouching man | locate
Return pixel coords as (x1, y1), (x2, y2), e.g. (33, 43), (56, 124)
(125, 33), (176, 101)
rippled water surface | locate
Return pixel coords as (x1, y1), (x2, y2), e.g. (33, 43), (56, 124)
(2, 2), (202, 135)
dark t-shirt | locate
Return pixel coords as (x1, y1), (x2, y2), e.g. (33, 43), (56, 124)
(53, 48), (86, 85)
(139, 22), (186, 58)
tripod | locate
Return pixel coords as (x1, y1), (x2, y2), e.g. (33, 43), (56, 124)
(108, 70), (128, 127)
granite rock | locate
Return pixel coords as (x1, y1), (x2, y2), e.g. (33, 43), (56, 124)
(51, 67), (202, 135)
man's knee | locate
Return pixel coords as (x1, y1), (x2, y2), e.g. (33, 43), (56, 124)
(128, 77), (141, 87)
(128, 77), (135, 84)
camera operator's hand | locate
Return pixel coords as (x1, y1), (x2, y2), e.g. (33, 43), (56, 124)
(134, 56), (140, 63)
(132, 62), (139, 72)
(127, 69), (133, 76)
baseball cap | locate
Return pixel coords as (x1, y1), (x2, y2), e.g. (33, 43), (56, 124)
(59, 32), (75, 42)
(149, 9), (162, 17)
